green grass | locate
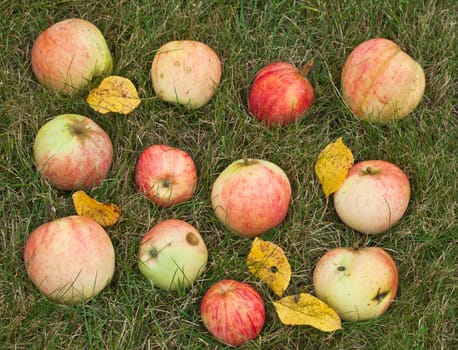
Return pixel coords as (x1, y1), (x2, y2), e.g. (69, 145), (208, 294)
(1, 0), (457, 349)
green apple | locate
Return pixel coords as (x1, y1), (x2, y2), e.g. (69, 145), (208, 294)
(138, 219), (208, 291)
(313, 246), (398, 321)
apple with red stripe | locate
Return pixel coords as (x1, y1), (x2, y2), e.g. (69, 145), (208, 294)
(200, 279), (265, 347)
(334, 160), (410, 234)
(32, 18), (113, 94)
(24, 216), (115, 304)
(135, 145), (198, 207)
(248, 61), (314, 125)
(34, 114), (113, 191)
(342, 38), (425, 123)
(211, 156), (292, 238)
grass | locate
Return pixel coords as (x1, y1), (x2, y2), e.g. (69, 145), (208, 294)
(1, 0), (456, 349)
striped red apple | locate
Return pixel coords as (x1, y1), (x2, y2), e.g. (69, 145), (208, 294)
(201, 279), (265, 346)
(211, 157), (292, 238)
(248, 61), (314, 125)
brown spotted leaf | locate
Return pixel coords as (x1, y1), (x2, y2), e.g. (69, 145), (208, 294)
(247, 238), (291, 297)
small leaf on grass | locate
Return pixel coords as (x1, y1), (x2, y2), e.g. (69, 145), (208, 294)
(273, 293), (342, 332)
(87, 76), (141, 114)
(72, 190), (121, 227)
(247, 237), (291, 297)
(314, 137), (354, 199)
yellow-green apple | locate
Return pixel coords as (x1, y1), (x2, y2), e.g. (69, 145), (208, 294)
(135, 145), (197, 207)
(33, 114), (113, 191)
(313, 246), (398, 322)
(200, 279), (265, 347)
(333, 160), (410, 234)
(31, 18), (113, 94)
(138, 219), (207, 291)
(150, 40), (222, 109)
(24, 215), (115, 304)
(211, 157), (292, 238)
(342, 38), (425, 122)
(248, 61), (314, 125)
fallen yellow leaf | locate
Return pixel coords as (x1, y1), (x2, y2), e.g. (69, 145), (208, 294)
(314, 137), (354, 199)
(87, 76), (141, 114)
(273, 293), (342, 332)
(247, 238), (291, 297)
(72, 190), (121, 227)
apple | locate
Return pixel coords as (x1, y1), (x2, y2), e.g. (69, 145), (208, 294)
(342, 38), (425, 122)
(313, 246), (398, 322)
(138, 219), (208, 291)
(333, 160), (410, 234)
(248, 61), (314, 125)
(33, 114), (113, 191)
(150, 40), (222, 109)
(135, 145), (198, 207)
(31, 18), (113, 94)
(200, 279), (265, 347)
(24, 215), (115, 304)
(211, 157), (292, 238)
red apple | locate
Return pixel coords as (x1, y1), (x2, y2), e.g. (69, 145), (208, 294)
(150, 40), (222, 109)
(342, 38), (425, 122)
(33, 114), (113, 191)
(201, 279), (265, 347)
(211, 157), (292, 238)
(24, 216), (115, 304)
(138, 219), (208, 291)
(135, 145), (198, 207)
(333, 160), (410, 234)
(248, 61), (314, 125)
(31, 18), (113, 94)
(313, 246), (398, 321)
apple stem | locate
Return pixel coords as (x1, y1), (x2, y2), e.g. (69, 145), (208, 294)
(352, 239), (361, 251)
(365, 166), (372, 174)
(300, 61), (314, 77)
(242, 152), (249, 165)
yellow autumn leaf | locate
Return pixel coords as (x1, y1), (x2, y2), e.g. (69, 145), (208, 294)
(72, 190), (121, 227)
(247, 238), (291, 297)
(314, 137), (354, 199)
(87, 76), (141, 114)
(273, 293), (342, 332)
